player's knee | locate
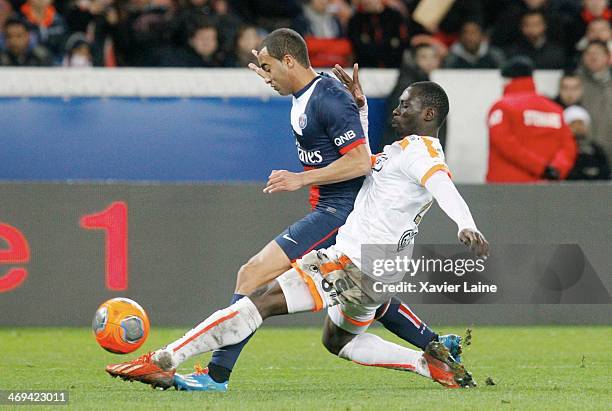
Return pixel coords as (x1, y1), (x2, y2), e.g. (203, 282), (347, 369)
(322, 318), (357, 356)
(321, 333), (339, 356)
(248, 282), (287, 319)
(235, 257), (264, 293)
(321, 328), (348, 356)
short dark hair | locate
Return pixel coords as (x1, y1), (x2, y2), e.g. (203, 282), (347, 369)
(461, 19), (484, 31)
(560, 71), (580, 82)
(261, 28), (310, 67)
(409, 81), (450, 127)
(588, 17), (610, 28)
(521, 9), (546, 23)
(413, 43), (435, 54)
(4, 16), (28, 31)
(187, 17), (218, 40)
(584, 39), (610, 55)
(501, 56), (534, 78)
(412, 43), (437, 60)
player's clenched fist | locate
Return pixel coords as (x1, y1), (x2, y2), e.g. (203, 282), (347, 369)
(458, 228), (489, 259)
(263, 170), (305, 193)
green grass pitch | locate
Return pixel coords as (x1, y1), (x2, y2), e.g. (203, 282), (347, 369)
(2, 326), (611, 410)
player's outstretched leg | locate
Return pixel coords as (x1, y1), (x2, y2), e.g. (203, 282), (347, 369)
(106, 351), (176, 390)
(204, 212), (344, 387)
(375, 297), (463, 361)
(172, 281), (287, 392)
(423, 340), (475, 388)
(322, 316), (475, 388)
(204, 240), (291, 387)
(105, 281), (287, 390)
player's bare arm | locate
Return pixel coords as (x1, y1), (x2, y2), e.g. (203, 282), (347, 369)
(263, 145), (371, 193)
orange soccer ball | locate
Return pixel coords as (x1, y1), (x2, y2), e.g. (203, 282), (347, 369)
(92, 298), (150, 354)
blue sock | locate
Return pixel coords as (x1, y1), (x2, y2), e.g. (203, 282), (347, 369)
(207, 293), (254, 382)
(376, 297), (437, 350)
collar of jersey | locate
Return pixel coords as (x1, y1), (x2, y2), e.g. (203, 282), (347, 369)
(293, 75), (321, 99)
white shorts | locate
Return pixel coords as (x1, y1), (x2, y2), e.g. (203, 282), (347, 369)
(276, 246), (386, 334)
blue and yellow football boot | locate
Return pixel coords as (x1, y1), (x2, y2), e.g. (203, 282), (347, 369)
(173, 365), (228, 392)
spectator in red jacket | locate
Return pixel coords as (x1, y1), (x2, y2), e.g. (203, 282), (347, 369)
(486, 56), (577, 183)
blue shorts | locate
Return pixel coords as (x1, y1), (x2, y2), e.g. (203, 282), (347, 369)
(275, 210), (347, 261)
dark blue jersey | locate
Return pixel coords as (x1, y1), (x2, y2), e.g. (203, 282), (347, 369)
(290, 74), (367, 217)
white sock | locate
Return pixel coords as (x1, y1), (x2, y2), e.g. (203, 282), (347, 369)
(338, 333), (431, 378)
(155, 297), (263, 368)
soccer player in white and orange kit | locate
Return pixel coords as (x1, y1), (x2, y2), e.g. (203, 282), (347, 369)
(107, 81), (489, 390)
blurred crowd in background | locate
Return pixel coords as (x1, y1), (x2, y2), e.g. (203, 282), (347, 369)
(0, 0), (610, 180)
(0, 0), (609, 69)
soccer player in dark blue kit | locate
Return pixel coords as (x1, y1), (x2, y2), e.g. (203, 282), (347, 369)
(105, 28), (462, 391)
(175, 28), (462, 392)
(178, 28), (462, 391)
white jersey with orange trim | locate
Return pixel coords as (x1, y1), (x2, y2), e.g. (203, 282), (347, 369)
(335, 134), (449, 269)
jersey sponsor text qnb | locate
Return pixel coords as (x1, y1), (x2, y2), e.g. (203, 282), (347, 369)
(333, 130), (356, 147)
(296, 142), (323, 164)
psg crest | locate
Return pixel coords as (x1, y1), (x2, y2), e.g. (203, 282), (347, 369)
(299, 113), (308, 129)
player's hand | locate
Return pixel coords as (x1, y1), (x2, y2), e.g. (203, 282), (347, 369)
(332, 63), (366, 108)
(248, 49), (272, 85)
(459, 228), (489, 259)
(263, 170), (305, 193)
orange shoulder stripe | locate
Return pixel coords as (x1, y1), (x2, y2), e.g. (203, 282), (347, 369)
(420, 164), (451, 186)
